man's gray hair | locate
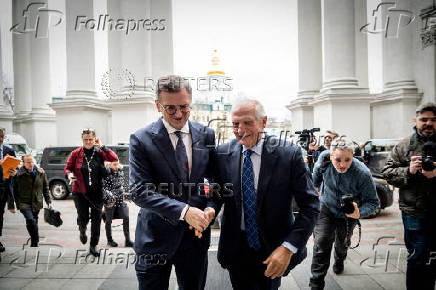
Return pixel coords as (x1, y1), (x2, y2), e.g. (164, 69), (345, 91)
(231, 97), (266, 120)
(0, 128), (5, 133)
(330, 138), (355, 154)
(156, 75), (192, 102)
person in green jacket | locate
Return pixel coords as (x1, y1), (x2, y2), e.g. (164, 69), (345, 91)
(8, 154), (51, 247)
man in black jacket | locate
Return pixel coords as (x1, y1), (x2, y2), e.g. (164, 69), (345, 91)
(0, 128), (17, 252)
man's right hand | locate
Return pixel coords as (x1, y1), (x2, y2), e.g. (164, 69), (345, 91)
(409, 156), (422, 174)
(184, 206), (209, 232)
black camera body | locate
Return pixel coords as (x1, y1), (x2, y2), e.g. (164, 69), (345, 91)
(340, 194), (355, 215)
(294, 128), (320, 152)
(421, 141), (436, 171)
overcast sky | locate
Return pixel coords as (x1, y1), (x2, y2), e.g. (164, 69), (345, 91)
(172, 0), (298, 119)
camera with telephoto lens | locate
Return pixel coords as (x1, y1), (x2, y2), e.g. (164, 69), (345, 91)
(294, 128), (320, 152)
(340, 194), (355, 214)
(421, 141), (436, 171)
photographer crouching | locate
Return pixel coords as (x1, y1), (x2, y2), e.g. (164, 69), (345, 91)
(382, 103), (436, 290)
(309, 138), (378, 290)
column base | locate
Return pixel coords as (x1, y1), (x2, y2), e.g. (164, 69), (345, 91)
(371, 82), (422, 139)
(13, 110), (56, 149)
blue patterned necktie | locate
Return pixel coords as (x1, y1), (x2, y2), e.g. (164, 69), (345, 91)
(242, 149), (261, 251)
(174, 131), (189, 183)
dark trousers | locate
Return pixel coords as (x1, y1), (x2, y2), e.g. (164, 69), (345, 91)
(73, 193), (103, 247)
(310, 205), (357, 289)
(20, 209), (40, 244)
(104, 204), (130, 241)
(0, 190), (7, 236)
(136, 227), (209, 290)
(227, 232), (281, 290)
(402, 213), (436, 290)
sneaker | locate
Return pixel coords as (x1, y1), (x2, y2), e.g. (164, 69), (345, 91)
(333, 260), (344, 274)
(107, 240), (118, 247)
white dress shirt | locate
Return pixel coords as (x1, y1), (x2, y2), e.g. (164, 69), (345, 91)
(161, 119), (192, 220)
(240, 137), (298, 254)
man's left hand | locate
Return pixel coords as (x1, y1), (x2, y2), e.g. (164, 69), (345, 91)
(421, 163), (436, 179)
(345, 202), (360, 219)
(263, 246), (293, 279)
(8, 168), (17, 177)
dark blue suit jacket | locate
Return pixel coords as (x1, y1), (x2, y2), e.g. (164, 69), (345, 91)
(214, 137), (320, 274)
(129, 118), (216, 270)
(0, 145), (16, 198)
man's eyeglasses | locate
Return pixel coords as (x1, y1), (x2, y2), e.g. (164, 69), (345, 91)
(158, 103), (191, 115)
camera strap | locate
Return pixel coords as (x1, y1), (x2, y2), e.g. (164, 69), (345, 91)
(346, 218), (361, 249)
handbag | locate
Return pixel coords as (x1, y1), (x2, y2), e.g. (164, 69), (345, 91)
(44, 207), (63, 227)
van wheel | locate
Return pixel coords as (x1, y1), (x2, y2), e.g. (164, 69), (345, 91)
(50, 181), (68, 200)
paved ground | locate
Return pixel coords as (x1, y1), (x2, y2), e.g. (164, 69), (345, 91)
(0, 191), (407, 289)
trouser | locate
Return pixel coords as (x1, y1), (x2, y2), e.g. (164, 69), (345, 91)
(310, 205), (357, 289)
(227, 231), (281, 290)
(402, 212), (436, 290)
(73, 192), (103, 247)
(20, 209), (40, 245)
(0, 189), (7, 237)
(136, 227), (209, 290)
(104, 205), (130, 241)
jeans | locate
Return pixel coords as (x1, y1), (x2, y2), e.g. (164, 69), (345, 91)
(310, 205), (357, 289)
(402, 212), (436, 290)
(20, 208), (40, 245)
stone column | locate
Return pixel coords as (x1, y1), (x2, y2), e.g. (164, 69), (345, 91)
(371, 0), (422, 139)
(0, 0), (15, 131)
(287, 0), (321, 132)
(11, 0), (57, 149)
(52, 0), (111, 146)
(105, 0), (170, 144)
(312, 0), (372, 143)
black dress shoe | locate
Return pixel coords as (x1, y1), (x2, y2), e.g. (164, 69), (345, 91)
(80, 232), (87, 245)
(107, 240), (118, 247)
(125, 239), (133, 247)
(89, 246), (100, 257)
(0, 242), (5, 252)
(333, 260), (344, 274)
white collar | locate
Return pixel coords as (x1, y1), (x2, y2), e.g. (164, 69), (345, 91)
(242, 136), (264, 156)
(162, 118), (190, 135)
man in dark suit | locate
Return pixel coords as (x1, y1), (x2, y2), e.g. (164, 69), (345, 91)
(0, 128), (17, 252)
(129, 75), (216, 290)
(214, 98), (320, 290)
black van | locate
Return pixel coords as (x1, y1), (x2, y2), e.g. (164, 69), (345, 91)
(39, 145), (129, 199)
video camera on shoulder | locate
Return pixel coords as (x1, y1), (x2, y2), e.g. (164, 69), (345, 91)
(294, 128), (320, 151)
(421, 141), (436, 171)
(340, 194), (355, 214)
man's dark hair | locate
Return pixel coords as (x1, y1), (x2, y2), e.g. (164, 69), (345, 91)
(416, 103), (436, 116)
(156, 75), (192, 102)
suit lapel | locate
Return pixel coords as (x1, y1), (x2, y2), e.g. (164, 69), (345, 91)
(151, 119), (182, 181)
(256, 139), (279, 214)
(230, 142), (242, 212)
(189, 121), (202, 183)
